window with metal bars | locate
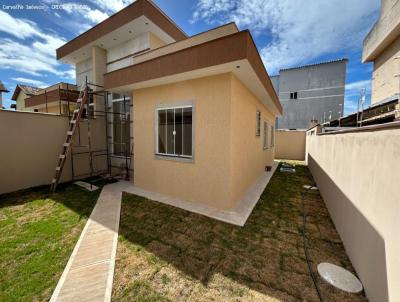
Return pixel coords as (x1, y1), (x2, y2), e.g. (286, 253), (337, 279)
(156, 106), (193, 157)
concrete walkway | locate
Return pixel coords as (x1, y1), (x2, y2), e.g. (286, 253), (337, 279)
(50, 181), (131, 302)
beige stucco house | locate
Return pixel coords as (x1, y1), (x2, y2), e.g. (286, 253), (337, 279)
(362, 0), (400, 104)
(56, 0), (282, 215)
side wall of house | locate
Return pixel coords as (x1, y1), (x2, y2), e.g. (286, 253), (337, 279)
(275, 130), (306, 160)
(16, 91), (29, 111)
(133, 73), (233, 209)
(306, 125), (400, 302)
(0, 110), (107, 194)
(149, 32), (167, 49)
(230, 74), (275, 204)
(371, 35), (400, 103)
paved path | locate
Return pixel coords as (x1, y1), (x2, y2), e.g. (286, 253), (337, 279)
(50, 181), (131, 302)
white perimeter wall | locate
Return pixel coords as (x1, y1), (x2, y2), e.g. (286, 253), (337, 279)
(275, 130), (306, 160)
(306, 123), (400, 302)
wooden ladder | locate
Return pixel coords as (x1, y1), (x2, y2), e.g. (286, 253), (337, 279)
(50, 86), (88, 192)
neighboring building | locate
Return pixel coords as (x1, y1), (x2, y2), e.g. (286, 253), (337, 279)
(56, 0), (282, 213)
(11, 84), (41, 110)
(323, 0), (400, 129)
(11, 83), (79, 115)
(362, 0), (400, 104)
(0, 80), (9, 108)
(272, 59), (347, 129)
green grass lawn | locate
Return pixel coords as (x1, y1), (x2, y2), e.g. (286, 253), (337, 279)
(0, 182), (103, 302)
(113, 163), (366, 302)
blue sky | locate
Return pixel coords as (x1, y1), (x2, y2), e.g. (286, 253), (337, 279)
(0, 0), (380, 114)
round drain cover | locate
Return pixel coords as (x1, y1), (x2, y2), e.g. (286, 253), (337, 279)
(317, 263), (363, 293)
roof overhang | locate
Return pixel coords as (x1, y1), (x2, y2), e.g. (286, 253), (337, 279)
(56, 0), (187, 62)
(11, 85), (21, 101)
(104, 30), (282, 116)
(362, 0), (400, 62)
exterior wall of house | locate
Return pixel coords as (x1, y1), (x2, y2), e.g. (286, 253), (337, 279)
(133, 73), (278, 210)
(15, 91), (29, 111)
(275, 130), (306, 160)
(133, 73), (233, 209)
(149, 32), (166, 49)
(33, 103), (73, 115)
(76, 58), (93, 88)
(0, 110), (107, 194)
(371, 36), (400, 103)
(230, 74), (275, 204)
(306, 124), (400, 302)
(274, 60), (347, 129)
(92, 46), (108, 112)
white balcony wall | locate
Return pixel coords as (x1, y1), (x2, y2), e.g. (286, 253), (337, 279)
(106, 33), (149, 73)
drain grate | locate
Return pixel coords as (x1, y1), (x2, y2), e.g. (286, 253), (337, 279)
(280, 167), (296, 173)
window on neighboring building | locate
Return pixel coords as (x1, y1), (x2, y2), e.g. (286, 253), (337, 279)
(290, 92), (298, 99)
(157, 105), (193, 157)
(256, 110), (261, 136)
(112, 94), (131, 157)
(270, 125), (275, 147)
(263, 121), (268, 149)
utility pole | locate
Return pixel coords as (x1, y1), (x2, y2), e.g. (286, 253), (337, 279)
(358, 88), (366, 127)
(394, 56), (400, 120)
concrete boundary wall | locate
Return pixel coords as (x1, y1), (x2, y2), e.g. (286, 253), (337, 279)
(306, 123), (400, 302)
(0, 110), (106, 194)
(275, 130), (306, 160)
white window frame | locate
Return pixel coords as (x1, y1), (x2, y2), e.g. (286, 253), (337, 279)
(155, 104), (194, 159)
(270, 125), (275, 147)
(263, 121), (269, 149)
(256, 110), (261, 137)
(112, 93), (131, 158)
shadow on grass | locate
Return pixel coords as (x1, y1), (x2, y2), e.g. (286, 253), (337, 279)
(115, 164), (367, 301)
(0, 178), (113, 215)
(0, 178), (112, 302)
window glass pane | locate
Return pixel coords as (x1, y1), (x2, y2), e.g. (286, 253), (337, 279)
(271, 126), (275, 146)
(158, 110), (166, 154)
(182, 107), (192, 156)
(175, 108), (183, 155)
(113, 102), (122, 155)
(113, 101), (131, 156)
(264, 122), (268, 149)
(166, 109), (175, 154)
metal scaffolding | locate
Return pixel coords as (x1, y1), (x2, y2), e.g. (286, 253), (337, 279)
(68, 79), (133, 183)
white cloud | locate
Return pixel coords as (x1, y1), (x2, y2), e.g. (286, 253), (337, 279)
(0, 11), (73, 78)
(59, 2), (109, 23)
(0, 10), (42, 39)
(346, 79), (371, 97)
(344, 79), (371, 114)
(192, 0), (380, 74)
(61, 69), (76, 80)
(86, 8), (109, 23)
(89, 0), (134, 13)
(11, 77), (48, 88)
